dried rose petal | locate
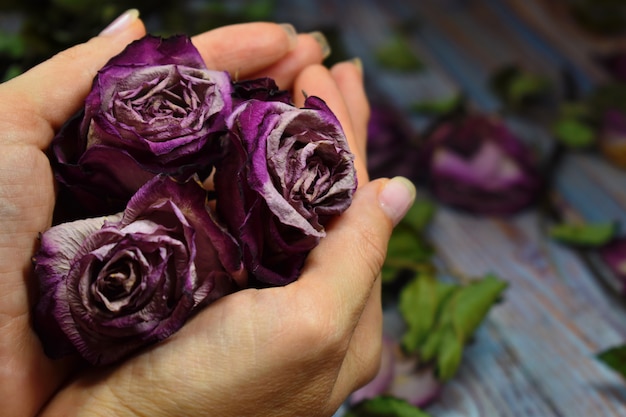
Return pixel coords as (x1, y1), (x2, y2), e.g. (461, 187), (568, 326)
(34, 176), (244, 365)
(215, 96), (356, 285)
(50, 35), (233, 215)
(419, 114), (543, 216)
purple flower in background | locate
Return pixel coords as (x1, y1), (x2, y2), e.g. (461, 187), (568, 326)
(418, 114), (543, 216)
(367, 104), (421, 182)
(33, 176), (244, 365)
(215, 96), (356, 285)
(50, 35), (233, 214)
(600, 51), (626, 82)
(599, 109), (626, 170)
(350, 337), (443, 408)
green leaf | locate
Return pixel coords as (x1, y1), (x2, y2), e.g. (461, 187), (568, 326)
(345, 396), (433, 417)
(399, 274), (438, 352)
(549, 222), (617, 247)
(381, 198), (437, 283)
(450, 274), (508, 343)
(402, 199), (437, 233)
(551, 117), (596, 149)
(375, 33), (423, 72)
(436, 327), (464, 381)
(0, 31), (25, 59)
(400, 274), (456, 353)
(411, 94), (463, 116)
(597, 345), (626, 378)
(489, 64), (552, 110)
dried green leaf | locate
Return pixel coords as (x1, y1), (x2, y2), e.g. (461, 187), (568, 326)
(411, 94), (463, 116)
(597, 344), (626, 378)
(551, 117), (596, 149)
(436, 327), (464, 381)
(450, 274), (508, 342)
(549, 222), (617, 247)
(399, 274), (438, 352)
(400, 274), (456, 352)
(345, 396), (433, 417)
(375, 33), (423, 72)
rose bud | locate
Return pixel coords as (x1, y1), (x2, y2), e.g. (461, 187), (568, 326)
(33, 176), (244, 366)
(50, 35), (233, 215)
(598, 109), (626, 169)
(214, 96), (357, 285)
(418, 114), (543, 216)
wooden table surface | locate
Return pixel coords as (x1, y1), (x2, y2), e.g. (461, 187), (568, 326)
(272, 1), (626, 415)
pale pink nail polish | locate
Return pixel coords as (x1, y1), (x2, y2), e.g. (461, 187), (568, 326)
(379, 177), (416, 226)
(99, 9), (140, 36)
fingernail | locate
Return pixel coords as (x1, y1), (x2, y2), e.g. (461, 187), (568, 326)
(379, 177), (416, 226)
(350, 57), (363, 75)
(308, 31), (331, 59)
(279, 23), (298, 51)
(99, 9), (140, 36)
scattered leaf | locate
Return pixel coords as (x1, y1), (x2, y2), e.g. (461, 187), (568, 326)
(345, 396), (433, 417)
(450, 274), (508, 342)
(551, 117), (596, 149)
(597, 344), (626, 378)
(549, 221), (617, 247)
(411, 94), (463, 116)
(375, 33), (423, 72)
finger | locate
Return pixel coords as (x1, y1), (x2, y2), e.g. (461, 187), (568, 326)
(331, 60), (369, 161)
(245, 33), (328, 90)
(192, 22), (298, 77)
(0, 10), (146, 148)
(331, 275), (383, 404)
(293, 64), (370, 183)
(297, 177), (416, 337)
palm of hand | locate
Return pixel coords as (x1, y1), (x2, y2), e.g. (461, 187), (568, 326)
(0, 140), (77, 417)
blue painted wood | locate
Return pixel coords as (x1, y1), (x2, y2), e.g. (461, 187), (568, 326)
(272, 0), (626, 415)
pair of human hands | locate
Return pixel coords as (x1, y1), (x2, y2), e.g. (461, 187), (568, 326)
(0, 11), (415, 417)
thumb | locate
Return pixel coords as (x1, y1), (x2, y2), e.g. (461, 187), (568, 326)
(0, 9), (146, 148)
(299, 176), (416, 308)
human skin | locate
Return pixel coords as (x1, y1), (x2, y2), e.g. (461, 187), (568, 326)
(0, 10), (415, 417)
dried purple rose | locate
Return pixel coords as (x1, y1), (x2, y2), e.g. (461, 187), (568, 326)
(366, 104), (421, 182)
(418, 114), (543, 216)
(33, 176), (244, 365)
(50, 35), (233, 215)
(232, 77), (292, 105)
(214, 96), (357, 285)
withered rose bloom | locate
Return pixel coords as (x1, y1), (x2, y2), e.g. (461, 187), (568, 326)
(50, 35), (233, 215)
(214, 96), (356, 285)
(33, 176), (244, 365)
(418, 114), (543, 216)
(232, 77), (292, 105)
(367, 104), (421, 182)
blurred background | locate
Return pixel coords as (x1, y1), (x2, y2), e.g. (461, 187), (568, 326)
(5, 1), (626, 416)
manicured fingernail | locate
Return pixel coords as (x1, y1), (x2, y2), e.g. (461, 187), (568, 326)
(308, 31), (331, 59)
(279, 23), (298, 51)
(99, 9), (140, 36)
(379, 177), (416, 226)
(350, 57), (363, 75)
